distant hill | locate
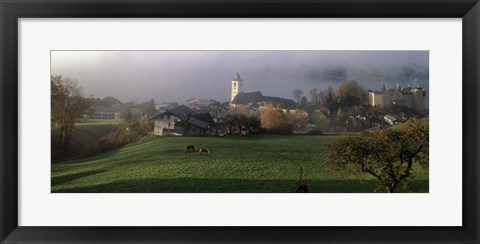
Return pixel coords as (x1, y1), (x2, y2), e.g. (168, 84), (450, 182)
(93, 96), (124, 108)
(92, 97), (156, 117)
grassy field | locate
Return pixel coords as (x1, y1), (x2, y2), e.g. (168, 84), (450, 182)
(51, 135), (429, 193)
(51, 119), (124, 162)
(76, 119), (124, 126)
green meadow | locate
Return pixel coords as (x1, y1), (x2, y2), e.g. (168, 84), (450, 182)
(51, 134), (429, 193)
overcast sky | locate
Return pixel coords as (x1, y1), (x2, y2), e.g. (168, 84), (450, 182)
(51, 50), (429, 104)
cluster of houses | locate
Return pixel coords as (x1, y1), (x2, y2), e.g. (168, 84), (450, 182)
(150, 72), (428, 136)
(90, 97), (124, 119)
(91, 107), (122, 119)
(151, 71), (303, 136)
(151, 105), (225, 136)
(91, 71), (428, 136)
(329, 113), (407, 132)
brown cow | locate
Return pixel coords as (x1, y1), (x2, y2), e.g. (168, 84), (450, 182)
(184, 145), (195, 152)
(199, 147), (210, 155)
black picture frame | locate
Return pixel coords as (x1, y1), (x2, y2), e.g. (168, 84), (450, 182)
(1, 0), (479, 243)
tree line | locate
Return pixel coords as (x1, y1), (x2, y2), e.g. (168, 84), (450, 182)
(293, 80), (367, 115)
(226, 104), (309, 135)
(293, 80), (368, 132)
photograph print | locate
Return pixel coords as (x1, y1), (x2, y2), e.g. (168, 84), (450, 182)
(51, 50), (429, 193)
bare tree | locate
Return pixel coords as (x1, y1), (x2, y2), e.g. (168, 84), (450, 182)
(322, 86), (337, 112)
(309, 88), (318, 104)
(292, 89), (303, 107)
(51, 76), (93, 156)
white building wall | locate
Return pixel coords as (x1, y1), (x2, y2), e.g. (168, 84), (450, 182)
(153, 114), (179, 136)
(231, 80), (241, 102)
(412, 88), (425, 112)
(369, 87), (426, 111)
(369, 92), (384, 107)
(368, 93), (375, 106)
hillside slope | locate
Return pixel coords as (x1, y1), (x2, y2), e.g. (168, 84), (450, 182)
(51, 119), (123, 162)
(51, 135), (428, 193)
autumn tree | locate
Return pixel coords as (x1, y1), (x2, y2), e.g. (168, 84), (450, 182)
(227, 105), (249, 134)
(335, 80), (367, 108)
(51, 76), (93, 156)
(292, 89), (303, 107)
(259, 107), (292, 134)
(324, 119), (429, 193)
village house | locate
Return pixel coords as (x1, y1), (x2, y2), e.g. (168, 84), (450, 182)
(91, 107), (122, 119)
(384, 114), (400, 126)
(151, 105), (215, 136)
(151, 105), (189, 136)
(185, 113), (214, 136)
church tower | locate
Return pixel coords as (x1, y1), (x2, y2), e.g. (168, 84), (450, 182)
(231, 71), (243, 102)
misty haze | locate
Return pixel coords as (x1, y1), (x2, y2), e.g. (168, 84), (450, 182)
(51, 50), (429, 105)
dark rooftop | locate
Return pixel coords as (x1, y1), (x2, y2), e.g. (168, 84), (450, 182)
(187, 117), (211, 129)
(151, 104), (192, 121)
(232, 91), (296, 109)
(168, 105), (192, 120)
(190, 113), (214, 124)
(232, 91), (264, 104)
(263, 96), (297, 108)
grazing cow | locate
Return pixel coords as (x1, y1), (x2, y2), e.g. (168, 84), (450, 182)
(294, 184), (308, 193)
(199, 147), (210, 155)
(184, 145), (195, 152)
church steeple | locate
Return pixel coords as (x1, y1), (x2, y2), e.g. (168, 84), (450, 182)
(233, 70), (243, 82)
(231, 70), (243, 102)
